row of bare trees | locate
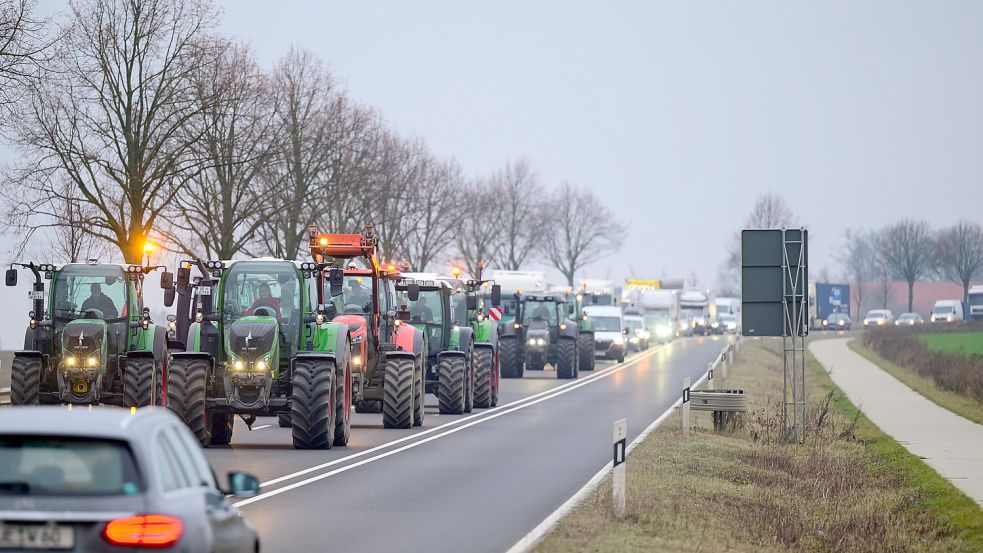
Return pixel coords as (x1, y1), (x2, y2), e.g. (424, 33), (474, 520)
(0, 0), (624, 283)
(844, 220), (983, 312)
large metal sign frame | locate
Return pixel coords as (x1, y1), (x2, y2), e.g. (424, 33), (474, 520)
(781, 229), (808, 442)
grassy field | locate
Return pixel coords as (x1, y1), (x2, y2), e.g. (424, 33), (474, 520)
(535, 338), (983, 553)
(919, 331), (983, 357)
(849, 340), (983, 425)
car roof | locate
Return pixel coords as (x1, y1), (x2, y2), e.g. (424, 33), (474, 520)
(0, 406), (173, 440)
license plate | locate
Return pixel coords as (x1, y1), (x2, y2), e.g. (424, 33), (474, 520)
(31, 291), (44, 300)
(0, 523), (74, 549)
(195, 286), (211, 296)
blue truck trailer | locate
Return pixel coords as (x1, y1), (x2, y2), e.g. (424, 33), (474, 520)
(811, 282), (851, 330)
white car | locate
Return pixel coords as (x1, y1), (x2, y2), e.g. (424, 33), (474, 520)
(863, 309), (894, 327)
(930, 300), (964, 323)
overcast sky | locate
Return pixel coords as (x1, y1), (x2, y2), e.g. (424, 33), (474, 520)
(2, 1), (983, 345)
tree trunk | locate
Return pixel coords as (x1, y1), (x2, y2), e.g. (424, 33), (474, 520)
(907, 280), (914, 313)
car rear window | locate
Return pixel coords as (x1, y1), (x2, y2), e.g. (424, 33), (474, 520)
(0, 436), (143, 496)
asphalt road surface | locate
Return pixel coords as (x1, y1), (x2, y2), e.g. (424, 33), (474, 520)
(204, 336), (731, 553)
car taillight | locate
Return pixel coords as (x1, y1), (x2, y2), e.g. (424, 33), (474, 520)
(103, 515), (183, 548)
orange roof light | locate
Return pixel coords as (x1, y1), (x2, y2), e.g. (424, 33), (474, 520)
(451, 266), (462, 277)
(319, 236), (329, 246)
(387, 263), (396, 272)
(143, 241), (155, 255)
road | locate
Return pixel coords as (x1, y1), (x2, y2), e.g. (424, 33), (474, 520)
(204, 335), (731, 553)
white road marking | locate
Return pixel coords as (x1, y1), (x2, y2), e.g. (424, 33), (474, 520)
(234, 347), (667, 508)
(254, 350), (655, 489)
(252, 425), (271, 430)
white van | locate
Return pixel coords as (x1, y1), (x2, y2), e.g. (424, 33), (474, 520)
(930, 300), (964, 323)
(583, 305), (627, 363)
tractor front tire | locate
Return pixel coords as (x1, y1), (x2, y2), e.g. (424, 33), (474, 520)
(556, 338), (577, 380)
(166, 357), (209, 446)
(11, 356), (42, 406)
(123, 357), (156, 409)
(473, 348), (493, 408)
(291, 358), (336, 450)
(577, 333), (595, 371)
(499, 337), (522, 379)
(334, 357), (351, 446)
(383, 357), (414, 429)
(278, 414), (292, 427)
(464, 348), (475, 413)
(437, 355), (466, 415)
(209, 413), (234, 446)
(413, 358), (425, 427)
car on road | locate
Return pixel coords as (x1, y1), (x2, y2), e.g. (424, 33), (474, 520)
(863, 309), (893, 327)
(623, 313), (649, 351)
(717, 313), (739, 333)
(930, 300), (964, 323)
(822, 311), (852, 330)
(0, 407), (260, 552)
(896, 312), (924, 326)
(584, 305), (627, 363)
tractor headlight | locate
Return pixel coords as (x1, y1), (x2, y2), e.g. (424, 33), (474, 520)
(87, 356), (98, 367)
(559, 323), (567, 330)
(352, 334), (364, 344)
(256, 359), (268, 371)
(726, 322), (737, 330)
(823, 320), (829, 326)
(65, 356), (76, 367)
(234, 360), (244, 371)
(513, 323), (521, 329)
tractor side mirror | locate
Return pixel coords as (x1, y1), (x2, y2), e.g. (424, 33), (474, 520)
(407, 283), (420, 302)
(5, 269), (17, 287)
(176, 266), (191, 286)
(466, 295), (477, 310)
(164, 287), (176, 307)
(160, 271), (174, 290)
(491, 285), (501, 307)
(328, 269), (344, 297)
(622, 327), (630, 336)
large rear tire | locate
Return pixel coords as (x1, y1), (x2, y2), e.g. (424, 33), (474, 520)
(499, 337), (522, 379)
(166, 357), (209, 446)
(334, 357), (351, 446)
(11, 356), (41, 406)
(209, 413), (234, 446)
(413, 358), (425, 427)
(437, 355), (466, 415)
(556, 338), (576, 380)
(122, 357), (155, 408)
(473, 348), (493, 408)
(278, 413), (292, 427)
(291, 358), (336, 450)
(382, 357), (414, 429)
(577, 333), (595, 371)
(490, 348), (500, 407)
(464, 347), (475, 414)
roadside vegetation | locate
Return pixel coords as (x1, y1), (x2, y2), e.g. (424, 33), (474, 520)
(536, 338), (983, 553)
(919, 330), (983, 357)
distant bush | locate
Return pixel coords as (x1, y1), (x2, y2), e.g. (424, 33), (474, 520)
(864, 326), (983, 402)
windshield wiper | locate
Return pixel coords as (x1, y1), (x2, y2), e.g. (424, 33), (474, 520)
(0, 481), (32, 494)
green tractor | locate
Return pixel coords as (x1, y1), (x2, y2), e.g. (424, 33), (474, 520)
(395, 274), (478, 415)
(498, 292), (581, 380)
(162, 258), (353, 449)
(567, 290), (596, 371)
(4, 262), (167, 408)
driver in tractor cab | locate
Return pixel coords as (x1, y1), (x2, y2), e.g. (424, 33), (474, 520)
(246, 282), (282, 318)
(532, 303), (552, 322)
(81, 283), (119, 319)
(411, 296), (434, 323)
(347, 279), (372, 312)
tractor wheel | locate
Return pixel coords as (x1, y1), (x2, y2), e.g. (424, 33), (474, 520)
(382, 357), (414, 429)
(355, 399), (381, 414)
(291, 358), (336, 450)
(491, 348), (500, 407)
(11, 356), (41, 406)
(334, 356), (351, 446)
(209, 413), (234, 446)
(412, 357), (425, 427)
(278, 414), (292, 427)
(122, 357), (155, 408)
(464, 347), (475, 414)
(437, 355), (466, 415)
(166, 357), (209, 447)
(499, 337), (522, 379)
(473, 348), (493, 408)
(577, 333), (595, 371)
(556, 338), (577, 380)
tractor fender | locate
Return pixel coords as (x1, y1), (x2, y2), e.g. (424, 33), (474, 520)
(559, 319), (580, 339)
(313, 321), (350, 358)
(292, 352), (338, 367)
(328, 323), (351, 369)
(391, 322), (420, 354)
(456, 327), (474, 353)
(474, 342), (495, 353)
(13, 350), (43, 359)
(498, 322), (519, 338)
(436, 350), (467, 362)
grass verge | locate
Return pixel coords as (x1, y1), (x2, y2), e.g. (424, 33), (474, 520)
(535, 338), (983, 553)
(919, 331), (983, 357)
(848, 340), (983, 425)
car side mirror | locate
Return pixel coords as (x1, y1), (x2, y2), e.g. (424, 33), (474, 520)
(160, 271), (173, 290)
(227, 471), (260, 498)
(328, 268), (344, 298)
(623, 328), (630, 336)
(407, 283), (420, 302)
(5, 268), (17, 287)
(491, 285), (501, 307)
(466, 295), (477, 310)
(164, 287), (175, 307)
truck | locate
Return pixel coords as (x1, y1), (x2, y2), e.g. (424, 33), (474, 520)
(969, 286), (983, 321)
(679, 289), (715, 336)
(630, 289), (678, 343)
(486, 269), (547, 324)
(714, 297), (741, 334)
(810, 282), (851, 330)
(579, 278), (617, 306)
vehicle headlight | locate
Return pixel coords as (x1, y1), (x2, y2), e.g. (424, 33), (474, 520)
(352, 334), (364, 344)
(656, 325), (671, 336)
(727, 322), (737, 329)
(65, 356), (76, 367)
(234, 359), (244, 370)
(613, 336), (624, 345)
(316, 313), (325, 325)
(947, 315), (953, 322)
(877, 320), (885, 325)
(711, 322), (720, 329)
(838, 320), (845, 326)
(513, 323), (521, 329)
(256, 359), (268, 371)
(630, 337), (639, 343)
(823, 320), (829, 326)
(88, 356), (98, 367)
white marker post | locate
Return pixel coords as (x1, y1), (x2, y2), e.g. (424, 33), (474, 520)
(707, 362), (715, 390)
(612, 419), (627, 519)
(682, 377), (691, 437)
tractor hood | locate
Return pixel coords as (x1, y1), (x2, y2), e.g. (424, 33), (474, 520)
(227, 318), (278, 362)
(61, 320), (106, 367)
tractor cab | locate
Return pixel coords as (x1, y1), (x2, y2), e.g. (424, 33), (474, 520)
(395, 275), (452, 359)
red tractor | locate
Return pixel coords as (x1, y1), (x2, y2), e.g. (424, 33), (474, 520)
(308, 225), (428, 429)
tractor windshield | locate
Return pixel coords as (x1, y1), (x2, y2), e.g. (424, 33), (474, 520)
(450, 290), (468, 324)
(222, 261), (302, 347)
(522, 300), (558, 326)
(52, 265), (128, 323)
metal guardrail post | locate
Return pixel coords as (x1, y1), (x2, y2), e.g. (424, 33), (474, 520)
(682, 377), (691, 437)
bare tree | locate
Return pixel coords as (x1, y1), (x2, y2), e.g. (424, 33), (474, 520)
(495, 158), (544, 270)
(4, 0), (216, 263)
(366, 131), (427, 262)
(455, 179), (503, 278)
(935, 220), (983, 302)
(721, 192), (798, 292)
(166, 37), (274, 260)
(841, 229), (874, 317)
(541, 182), (625, 287)
(402, 157), (461, 271)
(879, 219), (932, 312)
(0, 0), (51, 120)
